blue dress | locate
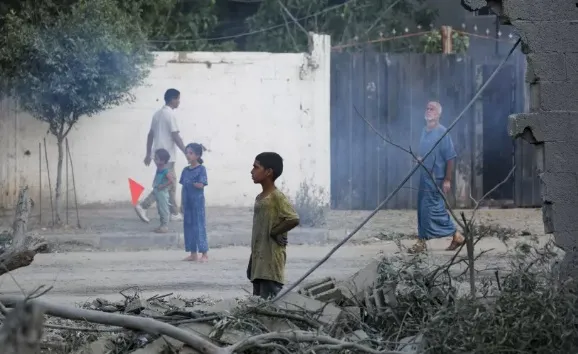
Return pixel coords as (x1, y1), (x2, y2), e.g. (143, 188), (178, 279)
(417, 124), (457, 240)
(179, 165), (208, 253)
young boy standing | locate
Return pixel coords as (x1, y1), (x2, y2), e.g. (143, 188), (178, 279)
(152, 148), (175, 233)
(248, 152), (300, 299)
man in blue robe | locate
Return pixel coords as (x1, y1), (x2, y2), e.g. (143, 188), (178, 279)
(409, 101), (464, 253)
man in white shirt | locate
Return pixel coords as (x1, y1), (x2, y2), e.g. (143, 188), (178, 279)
(135, 88), (187, 223)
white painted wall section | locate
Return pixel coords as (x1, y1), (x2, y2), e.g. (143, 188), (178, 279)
(0, 33), (331, 209)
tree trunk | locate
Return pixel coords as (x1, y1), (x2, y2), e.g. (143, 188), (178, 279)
(0, 187), (47, 277)
(53, 138), (64, 225)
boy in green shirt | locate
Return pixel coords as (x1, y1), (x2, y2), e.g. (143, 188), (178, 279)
(247, 152), (300, 299)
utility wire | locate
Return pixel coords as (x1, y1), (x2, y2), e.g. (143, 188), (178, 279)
(148, 0), (360, 44)
(271, 38), (522, 303)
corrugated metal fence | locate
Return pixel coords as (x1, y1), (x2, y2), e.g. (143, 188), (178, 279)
(330, 50), (541, 210)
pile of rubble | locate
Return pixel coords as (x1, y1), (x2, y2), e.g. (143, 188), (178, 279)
(45, 257), (429, 354)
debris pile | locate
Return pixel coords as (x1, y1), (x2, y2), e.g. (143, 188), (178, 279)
(11, 239), (570, 354)
(42, 255), (437, 354)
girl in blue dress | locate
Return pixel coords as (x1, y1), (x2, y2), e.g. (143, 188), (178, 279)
(180, 143), (209, 262)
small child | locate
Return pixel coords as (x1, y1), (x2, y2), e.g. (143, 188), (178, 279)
(152, 149), (175, 233)
(247, 152), (300, 299)
(180, 143), (209, 262)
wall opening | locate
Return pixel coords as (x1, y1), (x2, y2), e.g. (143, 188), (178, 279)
(481, 63), (516, 200)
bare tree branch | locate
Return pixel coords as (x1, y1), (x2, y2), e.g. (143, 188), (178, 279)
(0, 295), (228, 354)
(227, 330), (402, 354)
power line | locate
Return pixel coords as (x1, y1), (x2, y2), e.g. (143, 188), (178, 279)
(148, 0), (360, 44)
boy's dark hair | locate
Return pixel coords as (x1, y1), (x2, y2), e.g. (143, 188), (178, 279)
(155, 148), (170, 164)
(164, 89), (180, 104)
(255, 152), (283, 181)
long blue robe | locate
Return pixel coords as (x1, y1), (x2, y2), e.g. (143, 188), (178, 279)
(417, 124), (457, 240)
(180, 165), (209, 253)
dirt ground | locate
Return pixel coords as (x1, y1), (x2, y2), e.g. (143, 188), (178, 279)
(3, 205), (546, 249)
(0, 205), (548, 305)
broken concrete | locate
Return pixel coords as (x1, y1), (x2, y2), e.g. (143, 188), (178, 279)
(276, 292), (343, 326)
(336, 258), (381, 305)
(364, 282), (398, 315)
(298, 276), (344, 303)
(462, 0), (578, 279)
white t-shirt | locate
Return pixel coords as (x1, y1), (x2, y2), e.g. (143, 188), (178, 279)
(150, 106), (179, 163)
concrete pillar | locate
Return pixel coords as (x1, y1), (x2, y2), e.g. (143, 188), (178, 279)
(462, 0), (578, 279)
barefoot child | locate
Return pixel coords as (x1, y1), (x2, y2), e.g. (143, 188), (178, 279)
(180, 143), (209, 262)
(152, 149), (175, 233)
(247, 152), (300, 299)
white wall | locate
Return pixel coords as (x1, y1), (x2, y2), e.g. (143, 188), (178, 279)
(0, 33), (331, 209)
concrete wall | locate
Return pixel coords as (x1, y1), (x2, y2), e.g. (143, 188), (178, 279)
(0, 33), (331, 210)
(463, 0), (578, 279)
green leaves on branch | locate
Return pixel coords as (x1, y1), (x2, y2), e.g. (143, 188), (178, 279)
(0, 0), (153, 139)
(244, 0), (438, 53)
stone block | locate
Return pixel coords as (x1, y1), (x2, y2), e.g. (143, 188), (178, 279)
(336, 258), (381, 303)
(194, 298), (239, 315)
(526, 53), (566, 83)
(567, 53), (578, 82)
(509, 112), (578, 144)
(503, 0), (578, 21)
(544, 142), (578, 174)
(539, 81), (578, 111)
(298, 277), (333, 296)
(314, 287), (344, 303)
(124, 299), (147, 314)
(363, 282), (398, 315)
(298, 277), (345, 303)
(275, 292), (342, 326)
(553, 230), (578, 253)
(513, 20), (578, 54)
(543, 200), (578, 233)
(539, 172), (578, 203)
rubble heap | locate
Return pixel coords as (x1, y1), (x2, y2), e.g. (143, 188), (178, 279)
(42, 255), (432, 354)
(35, 240), (569, 354)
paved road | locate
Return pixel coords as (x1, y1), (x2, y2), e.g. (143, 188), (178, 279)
(1, 236), (551, 306)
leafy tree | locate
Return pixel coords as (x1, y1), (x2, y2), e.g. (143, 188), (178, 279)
(125, 0), (236, 51)
(420, 29), (470, 53)
(244, 0), (439, 53)
(0, 0), (154, 225)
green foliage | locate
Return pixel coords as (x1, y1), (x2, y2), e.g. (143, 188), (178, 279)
(293, 181), (328, 227)
(280, 180), (328, 227)
(125, 0), (235, 51)
(420, 29), (470, 54)
(0, 0), (153, 139)
(245, 0), (438, 53)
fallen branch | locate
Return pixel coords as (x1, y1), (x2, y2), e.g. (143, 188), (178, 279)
(0, 186), (47, 277)
(0, 295), (227, 354)
(227, 330), (402, 354)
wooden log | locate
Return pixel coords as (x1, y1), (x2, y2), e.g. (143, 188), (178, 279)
(0, 186), (46, 277)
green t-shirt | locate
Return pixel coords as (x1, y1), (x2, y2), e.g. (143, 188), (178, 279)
(249, 189), (299, 284)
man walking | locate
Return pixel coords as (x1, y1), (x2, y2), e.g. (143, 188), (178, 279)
(135, 88), (186, 223)
(409, 101), (464, 254)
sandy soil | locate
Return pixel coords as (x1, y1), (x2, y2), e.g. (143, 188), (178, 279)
(0, 205), (549, 305)
(2, 205), (546, 249)
(1, 235), (553, 305)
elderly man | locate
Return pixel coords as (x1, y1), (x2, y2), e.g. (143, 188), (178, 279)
(409, 101), (464, 254)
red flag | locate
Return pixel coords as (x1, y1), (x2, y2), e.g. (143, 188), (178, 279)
(128, 178), (145, 206)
